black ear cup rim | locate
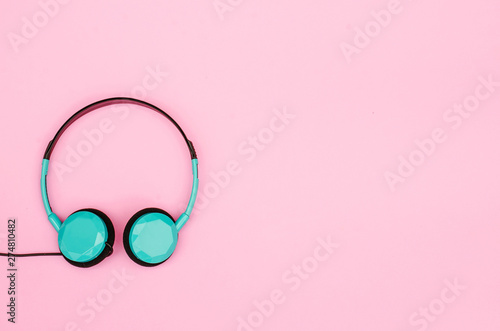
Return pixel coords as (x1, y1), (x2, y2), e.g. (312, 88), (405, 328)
(61, 208), (115, 268)
(123, 208), (177, 267)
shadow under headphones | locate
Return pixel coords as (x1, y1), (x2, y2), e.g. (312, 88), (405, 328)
(40, 97), (199, 268)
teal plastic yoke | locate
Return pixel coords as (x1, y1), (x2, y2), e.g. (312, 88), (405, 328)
(41, 159), (61, 232)
(42, 158), (197, 233)
(176, 159), (199, 231)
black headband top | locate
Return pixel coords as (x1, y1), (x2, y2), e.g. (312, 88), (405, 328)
(43, 97), (197, 160)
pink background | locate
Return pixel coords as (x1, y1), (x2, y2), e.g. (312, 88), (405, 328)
(1, 0), (500, 330)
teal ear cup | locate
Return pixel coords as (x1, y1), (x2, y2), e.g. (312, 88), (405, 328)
(123, 208), (178, 267)
(58, 209), (115, 268)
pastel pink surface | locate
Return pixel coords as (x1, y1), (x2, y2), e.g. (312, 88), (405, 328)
(1, 1), (499, 330)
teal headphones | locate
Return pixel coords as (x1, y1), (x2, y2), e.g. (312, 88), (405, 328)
(41, 97), (199, 268)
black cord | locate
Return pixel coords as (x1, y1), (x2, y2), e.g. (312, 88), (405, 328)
(0, 252), (61, 257)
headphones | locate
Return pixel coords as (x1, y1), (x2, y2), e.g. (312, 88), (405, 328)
(41, 97), (199, 268)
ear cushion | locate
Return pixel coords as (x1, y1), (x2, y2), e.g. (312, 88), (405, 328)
(123, 208), (178, 267)
(58, 208), (115, 268)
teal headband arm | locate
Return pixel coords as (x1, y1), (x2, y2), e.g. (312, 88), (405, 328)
(42, 158), (197, 233)
(41, 159), (61, 232)
(175, 159), (199, 231)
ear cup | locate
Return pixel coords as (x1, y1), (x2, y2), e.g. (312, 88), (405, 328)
(123, 208), (178, 267)
(58, 209), (115, 268)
